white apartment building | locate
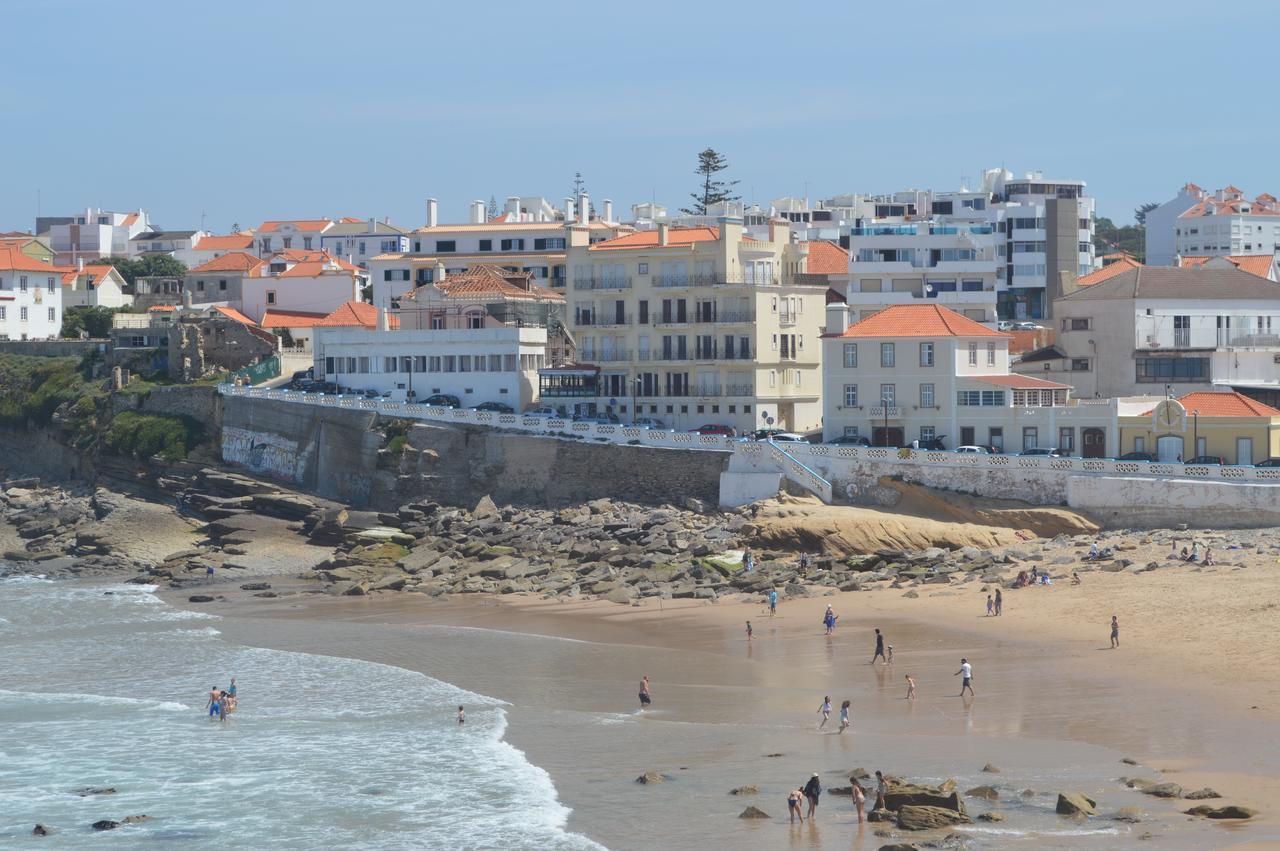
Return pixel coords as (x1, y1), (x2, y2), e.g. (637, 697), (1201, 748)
(319, 219), (408, 270)
(1173, 185), (1280, 259)
(127, 230), (208, 266)
(368, 194), (629, 310)
(239, 250), (366, 324)
(822, 303), (1114, 454)
(313, 324), (548, 409)
(183, 233), (255, 267)
(0, 248), (63, 340)
(1015, 266), (1280, 399)
(45, 208), (152, 264)
(563, 216), (830, 432)
(1144, 182), (1203, 266)
(254, 219), (335, 256)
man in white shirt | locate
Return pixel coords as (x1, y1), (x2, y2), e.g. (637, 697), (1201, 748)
(955, 658), (974, 697)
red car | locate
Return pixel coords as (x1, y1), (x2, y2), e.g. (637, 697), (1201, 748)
(690, 423), (736, 437)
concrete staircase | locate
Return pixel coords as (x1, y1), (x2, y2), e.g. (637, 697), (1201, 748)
(719, 440), (833, 507)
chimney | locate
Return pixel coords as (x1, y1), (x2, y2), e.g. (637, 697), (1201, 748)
(434, 261), (446, 283)
(426, 198), (438, 228)
(470, 200), (485, 224)
(602, 199), (613, 224)
(825, 301), (851, 338)
(377, 307), (389, 331)
(577, 191), (589, 225)
(77, 258), (84, 272)
(768, 218), (785, 243)
(564, 197), (576, 222)
(506, 196), (521, 221)
(368, 217), (376, 234)
(657, 223), (669, 246)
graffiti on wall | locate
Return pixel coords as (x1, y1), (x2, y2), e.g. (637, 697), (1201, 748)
(222, 426), (304, 482)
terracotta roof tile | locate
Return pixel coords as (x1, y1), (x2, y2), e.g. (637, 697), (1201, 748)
(0, 246), (58, 273)
(212, 306), (256, 326)
(1178, 254), (1275, 279)
(589, 226), (720, 251)
(260, 309), (328, 328)
(1077, 256), (1143, 286)
(404, 265), (564, 303)
(313, 301), (398, 328)
(188, 252), (266, 274)
(835, 304), (1007, 338)
(257, 219), (334, 233)
(195, 233), (254, 251)
(802, 240), (849, 275)
(1060, 266), (1280, 301)
(1144, 391), (1280, 417)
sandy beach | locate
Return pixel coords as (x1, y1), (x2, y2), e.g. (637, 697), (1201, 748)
(164, 547), (1280, 850)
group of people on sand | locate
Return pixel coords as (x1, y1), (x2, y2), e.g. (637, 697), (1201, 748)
(204, 678), (237, 721)
(985, 588), (1004, 616)
(787, 769), (892, 824)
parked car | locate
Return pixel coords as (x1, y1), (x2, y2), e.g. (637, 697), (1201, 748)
(1115, 451), (1157, 462)
(1018, 447), (1065, 457)
(632, 417), (668, 429)
(573, 412), (619, 424)
(471, 401), (514, 414)
(1256, 458), (1280, 468)
(287, 368), (314, 389)
(766, 431), (807, 443)
(296, 379), (336, 394)
(1184, 455), (1225, 465)
(954, 445), (990, 454)
(421, 393), (461, 408)
(751, 428), (804, 441)
(996, 320), (1014, 332)
(828, 434), (871, 446)
(523, 406), (561, 418)
(1012, 321), (1044, 330)
(690, 423), (736, 436)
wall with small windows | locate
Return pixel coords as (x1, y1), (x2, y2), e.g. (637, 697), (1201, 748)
(0, 271), (63, 340)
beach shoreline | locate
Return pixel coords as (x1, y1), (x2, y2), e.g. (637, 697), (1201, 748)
(159, 562), (1280, 850)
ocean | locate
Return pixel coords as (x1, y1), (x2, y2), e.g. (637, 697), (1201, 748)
(0, 575), (603, 849)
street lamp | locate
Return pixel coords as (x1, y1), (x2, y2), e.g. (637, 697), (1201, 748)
(632, 376), (642, 424)
(881, 396), (891, 447)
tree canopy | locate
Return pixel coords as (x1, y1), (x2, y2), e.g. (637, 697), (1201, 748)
(60, 306), (120, 339)
(1134, 202), (1160, 226)
(93, 255), (188, 285)
(1093, 216), (1145, 261)
(680, 148), (740, 215)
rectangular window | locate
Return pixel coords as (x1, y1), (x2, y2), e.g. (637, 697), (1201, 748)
(1070, 358), (1090, 371)
(46, 277), (54, 292)
(968, 342), (977, 365)
(879, 384), (895, 405)
(1059, 427), (1074, 452)
(500, 238), (525, 251)
(843, 384), (857, 407)
(383, 356), (397, 372)
(880, 342), (895, 367)
(919, 342), (933, 367)
(19, 276), (27, 292)
(1022, 427), (1038, 450)
(443, 355), (457, 372)
(986, 342), (996, 365)
(20, 307), (28, 321)
(638, 262), (649, 275)
(1135, 357), (1209, 382)
(533, 238), (565, 250)
(920, 426), (935, 444)
(266, 291), (276, 305)
(843, 343), (857, 368)
(48, 307), (55, 321)
(303, 237), (313, 249)
(920, 383), (934, 407)
(478, 239), (492, 252)
(436, 240), (456, 253)
(428, 356), (441, 372)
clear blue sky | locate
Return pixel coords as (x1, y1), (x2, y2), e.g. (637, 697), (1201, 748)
(3, 0), (1276, 234)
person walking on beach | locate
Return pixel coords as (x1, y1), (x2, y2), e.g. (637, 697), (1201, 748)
(986, 594), (994, 616)
(787, 787), (805, 823)
(905, 674), (916, 700)
(851, 778), (867, 822)
(870, 628), (887, 664)
(818, 696), (831, 729)
(638, 676), (652, 709)
(457, 706), (465, 724)
(994, 588), (1003, 616)
(823, 605), (838, 635)
(886, 644), (894, 664)
(873, 770), (888, 811)
(838, 699), (851, 733)
(745, 620), (753, 641)
(1110, 615), (1120, 649)
(955, 658), (975, 697)
(768, 588), (778, 617)
(803, 772), (822, 819)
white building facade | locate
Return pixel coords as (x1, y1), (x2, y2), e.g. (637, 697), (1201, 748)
(45, 208), (151, 264)
(0, 252), (63, 340)
(1173, 185), (1280, 259)
(313, 325), (547, 409)
(1144, 183), (1203, 267)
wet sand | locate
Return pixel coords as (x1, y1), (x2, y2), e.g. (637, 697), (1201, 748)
(168, 572), (1280, 851)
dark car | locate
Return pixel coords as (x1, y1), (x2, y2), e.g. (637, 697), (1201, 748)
(471, 401), (514, 414)
(691, 423), (736, 436)
(421, 394), (461, 408)
(297, 379), (336, 394)
(828, 434), (871, 447)
(1184, 455), (1225, 465)
(1256, 458), (1280, 468)
(1116, 451), (1157, 462)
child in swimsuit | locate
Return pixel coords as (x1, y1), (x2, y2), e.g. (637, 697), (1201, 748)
(787, 788), (805, 823)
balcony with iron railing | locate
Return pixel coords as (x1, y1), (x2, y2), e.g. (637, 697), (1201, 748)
(595, 314), (633, 328)
(573, 277), (631, 291)
(580, 349), (631, 362)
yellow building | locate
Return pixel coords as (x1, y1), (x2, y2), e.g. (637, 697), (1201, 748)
(563, 217), (830, 432)
(1120, 391), (1280, 464)
(0, 234), (56, 265)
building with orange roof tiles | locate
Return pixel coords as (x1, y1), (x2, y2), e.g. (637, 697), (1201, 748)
(1168, 185), (1280, 263)
(43, 207), (153, 264)
(0, 247), (64, 339)
(61, 261), (130, 309)
(1117, 391), (1280, 464)
(1177, 253), (1278, 282)
(821, 303), (1117, 453)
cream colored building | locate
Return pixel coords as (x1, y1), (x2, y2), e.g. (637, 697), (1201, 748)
(563, 217), (829, 432)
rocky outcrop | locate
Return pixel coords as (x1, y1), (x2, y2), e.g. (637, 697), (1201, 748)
(729, 786), (758, 795)
(1184, 805), (1256, 820)
(1183, 787), (1221, 800)
(883, 782), (965, 814)
(965, 785), (999, 800)
(896, 805), (972, 830)
(635, 772), (667, 784)
(1056, 792), (1096, 816)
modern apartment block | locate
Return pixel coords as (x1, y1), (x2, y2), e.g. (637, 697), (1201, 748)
(561, 217), (829, 432)
(842, 169), (1094, 323)
(44, 208), (152, 264)
(1172, 185), (1280, 259)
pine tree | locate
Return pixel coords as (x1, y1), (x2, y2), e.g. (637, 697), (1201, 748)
(681, 148), (740, 215)
(487, 195), (500, 220)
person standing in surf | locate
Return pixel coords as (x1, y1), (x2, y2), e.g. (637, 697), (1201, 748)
(639, 675), (652, 709)
(817, 695), (831, 729)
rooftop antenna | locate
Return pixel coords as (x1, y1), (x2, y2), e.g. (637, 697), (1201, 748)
(200, 209), (207, 231)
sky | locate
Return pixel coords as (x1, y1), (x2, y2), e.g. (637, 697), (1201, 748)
(2, 0), (1277, 234)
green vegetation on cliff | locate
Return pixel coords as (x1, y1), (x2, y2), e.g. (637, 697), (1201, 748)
(0, 355), (92, 427)
(102, 411), (205, 463)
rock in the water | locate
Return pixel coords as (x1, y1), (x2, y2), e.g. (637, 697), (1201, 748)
(635, 772), (666, 784)
(884, 784), (965, 813)
(1184, 787), (1221, 800)
(1113, 806), (1143, 823)
(976, 812), (1004, 822)
(878, 845), (921, 851)
(121, 815), (150, 824)
(738, 806), (770, 819)
(981, 763), (1001, 773)
(187, 595), (215, 603)
(91, 820), (120, 831)
(1120, 757), (1139, 766)
(1056, 792), (1096, 816)
(74, 787), (116, 797)
(896, 805), (972, 830)
(1143, 782), (1182, 798)
(866, 808), (894, 822)
(729, 785), (759, 795)
(966, 785), (999, 800)
(1185, 805), (1256, 820)
(32, 824), (55, 836)
(239, 582), (271, 591)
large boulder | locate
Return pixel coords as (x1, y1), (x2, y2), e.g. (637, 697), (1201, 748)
(896, 805), (972, 830)
(1185, 805), (1256, 820)
(91, 820), (120, 831)
(1112, 806), (1144, 823)
(738, 806), (770, 819)
(1143, 782), (1182, 798)
(965, 785), (999, 800)
(884, 783), (965, 814)
(1183, 787), (1221, 800)
(635, 772), (666, 784)
(1056, 792), (1096, 816)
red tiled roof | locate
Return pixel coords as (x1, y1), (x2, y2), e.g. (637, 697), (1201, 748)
(412, 265), (563, 303)
(313, 301), (398, 329)
(834, 304), (1007, 338)
(212, 306), (256, 326)
(1077, 256), (1143, 286)
(1151, 391), (1280, 418)
(1007, 329), (1051, 355)
(148, 305), (177, 312)
(803, 240), (849, 275)
(121, 212), (140, 227)
(188, 252), (265, 274)
(257, 219), (334, 233)
(260, 309), (328, 328)
(589, 226), (720, 251)
(62, 264), (117, 288)
(195, 233), (254, 251)
(1179, 194), (1280, 219)
(972, 374), (1070, 390)
(1178, 254), (1274, 279)
(0, 246), (58, 273)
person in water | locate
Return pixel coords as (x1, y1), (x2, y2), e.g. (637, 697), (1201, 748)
(639, 675), (651, 709)
(206, 686), (222, 720)
(786, 787), (805, 823)
(817, 696), (831, 729)
(457, 706), (465, 724)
